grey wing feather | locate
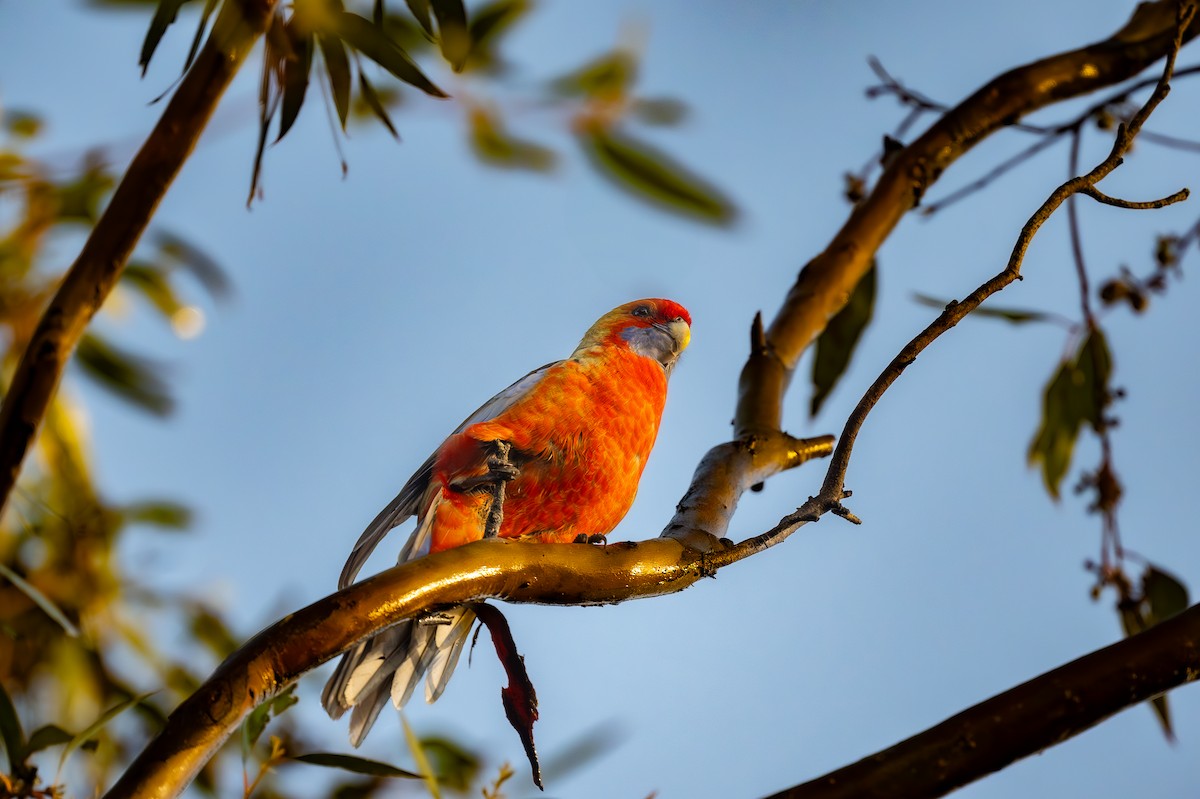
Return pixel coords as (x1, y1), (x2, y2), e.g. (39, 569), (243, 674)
(324, 360), (560, 744)
(337, 454), (435, 590)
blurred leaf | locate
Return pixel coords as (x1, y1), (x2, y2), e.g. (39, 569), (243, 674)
(1074, 328), (1111, 430)
(122, 262), (186, 320)
(56, 159), (115, 223)
(469, 107), (556, 171)
(1149, 695), (1174, 743)
(75, 334), (173, 416)
(404, 0), (434, 35)
(1143, 566), (1188, 624)
(184, 0), (219, 73)
(4, 110), (43, 139)
(318, 32), (352, 129)
(242, 685), (297, 754)
(1028, 360), (1080, 499)
(355, 72), (400, 138)
(430, 0), (470, 70)
(579, 127), (736, 225)
(465, 0), (531, 73)
(419, 736), (481, 790)
(154, 231), (231, 299)
(402, 714), (441, 799)
(553, 50), (635, 101)
(123, 499), (192, 529)
(0, 562), (80, 638)
(811, 263), (876, 416)
(278, 29), (314, 143)
(538, 721), (621, 785)
(140, 0), (188, 74)
(470, 602), (541, 789)
(188, 605), (238, 658)
(292, 752), (423, 779)
(1028, 330), (1111, 499)
(59, 693), (153, 773)
(630, 97), (688, 126)
(337, 12), (448, 98)
(913, 293), (1055, 324)
(0, 681), (26, 770)
(25, 725), (74, 756)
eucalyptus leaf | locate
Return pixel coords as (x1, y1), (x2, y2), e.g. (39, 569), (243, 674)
(0, 562), (80, 638)
(579, 127), (737, 226)
(337, 12), (447, 98)
(292, 752), (423, 779)
(811, 263), (876, 416)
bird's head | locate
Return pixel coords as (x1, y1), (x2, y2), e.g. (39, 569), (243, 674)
(574, 298), (692, 373)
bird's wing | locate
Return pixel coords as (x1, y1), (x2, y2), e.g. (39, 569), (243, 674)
(336, 361), (559, 589)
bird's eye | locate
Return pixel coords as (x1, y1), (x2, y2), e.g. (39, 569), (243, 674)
(632, 305), (651, 318)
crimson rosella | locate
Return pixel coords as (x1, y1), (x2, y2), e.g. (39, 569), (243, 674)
(321, 298), (691, 744)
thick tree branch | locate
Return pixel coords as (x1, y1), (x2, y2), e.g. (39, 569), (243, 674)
(766, 602), (1200, 799)
(102, 537), (713, 799)
(0, 0), (278, 519)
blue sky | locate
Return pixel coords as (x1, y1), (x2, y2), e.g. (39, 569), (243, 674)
(2, 0), (1198, 796)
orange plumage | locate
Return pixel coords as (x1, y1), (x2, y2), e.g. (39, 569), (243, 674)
(322, 299), (690, 744)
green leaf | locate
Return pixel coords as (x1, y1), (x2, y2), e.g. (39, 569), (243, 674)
(123, 500), (192, 529)
(292, 752), (423, 779)
(188, 605), (239, 658)
(579, 127), (737, 226)
(140, 0), (188, 75)
(913, 293), (1055, 324)
(1074, 328), (1112, 431)
(337, 12), (448, 98)
(465, 0), (530, 73)
(552, 51), (636, 100)
(0, 562), (80, 638)
(25, 725), (74, 756)
(122, 262), (185, 320)
(318, 32), (352, 129)
(277, 30), (314, 143)
(4, 110), (43, 139)
(1028, 360), (1081, 499)
(55, 161), (115, 223)
(0, 681), (26, 770)
(811, 263), (876, 416)
(1143, 566), (1189, 625)
(404, 0), (434, 35)
(430, 0), (470, 70)
(75, 334), (173, 417)
(59, 694), (153, 773)
(1027, 329), (1112, 499)
(154, 231), (231, 299)
(356, 72), (400, 138)
(630, 97), (689, 127)
(402, 714), (441, 799)
(183, 0), (219, 73)
(242, 685), (298, 754)
(418, 736), (481, 791)
(468, 107), (556, 172)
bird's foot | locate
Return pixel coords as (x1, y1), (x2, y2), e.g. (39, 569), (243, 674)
(572, 533), (608, 546)
(482, 441), (515, 540)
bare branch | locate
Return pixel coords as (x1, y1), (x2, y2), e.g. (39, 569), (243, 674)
(765, 602), (1200, 799)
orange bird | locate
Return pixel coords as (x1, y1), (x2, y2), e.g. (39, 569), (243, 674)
(322, 298), (691, 744)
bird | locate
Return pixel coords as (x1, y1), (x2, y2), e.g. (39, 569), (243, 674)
(321, 298), (691, 745)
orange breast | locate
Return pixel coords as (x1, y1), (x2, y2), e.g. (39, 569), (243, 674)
(428, 349), (668, 552)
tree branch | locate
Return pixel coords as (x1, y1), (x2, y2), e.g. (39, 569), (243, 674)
(766, 602), (1200, 799)
(734, 0), (1198, 438)
(0, 0), (278, 519)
